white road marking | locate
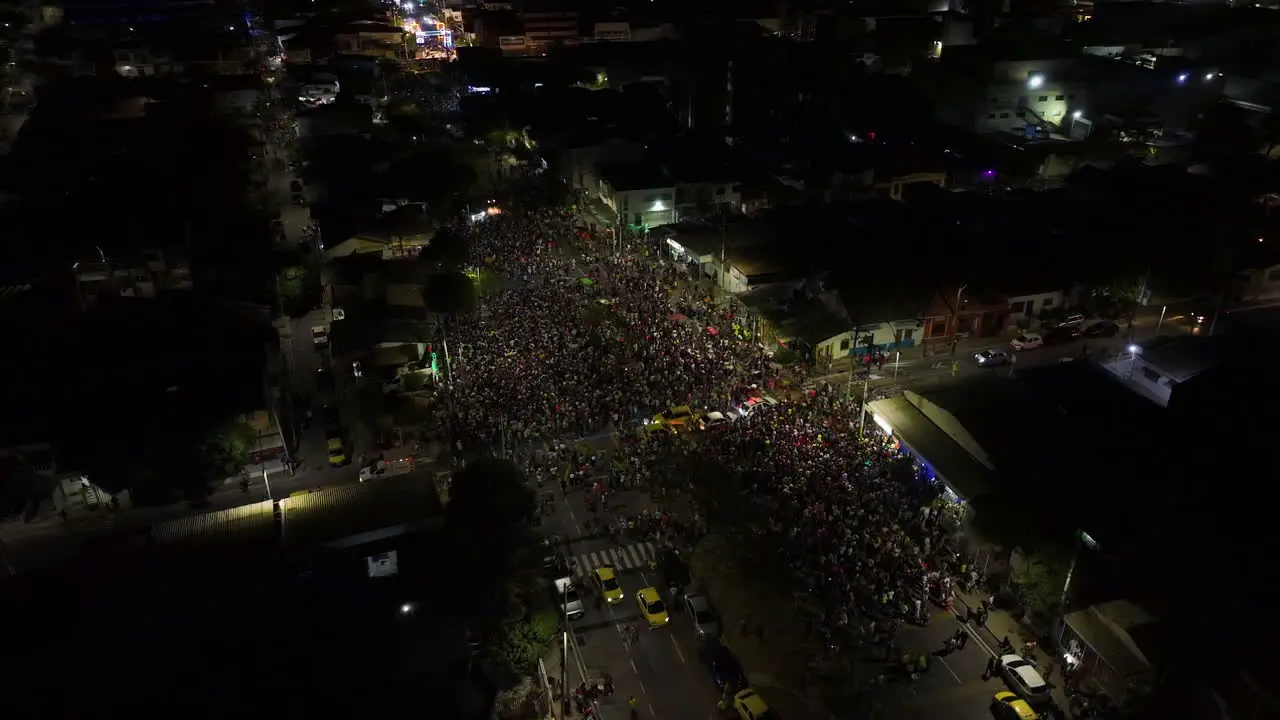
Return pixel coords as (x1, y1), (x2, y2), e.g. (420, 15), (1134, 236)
(937, 655), (963, 684)
(670, 634), (686, 664)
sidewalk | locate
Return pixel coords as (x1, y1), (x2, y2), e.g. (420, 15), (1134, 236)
(951, 590), (1072, 712)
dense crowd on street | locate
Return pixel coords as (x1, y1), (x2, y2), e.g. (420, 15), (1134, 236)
(443, 199), (971, 656)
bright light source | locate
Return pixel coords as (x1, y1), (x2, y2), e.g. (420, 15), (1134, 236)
(1177, 73), (1188, 84)
(1072, 110), (1083, 119)
(873, 414), (893, 434)
(400, 603), (415, 615)
(1127, 344), (1140, 354)
(651, 200), (666, 212)
(1027, 73), (1045, 89)
(1204, 72), (1216, 81)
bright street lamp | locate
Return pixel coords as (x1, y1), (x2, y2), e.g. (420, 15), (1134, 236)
(1027, 73), (1044, 89)
(1071, 110), (1083, 119)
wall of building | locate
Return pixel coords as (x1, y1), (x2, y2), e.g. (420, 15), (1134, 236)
(616, 188), (676, 228)
(1007, 290), (1064, 323)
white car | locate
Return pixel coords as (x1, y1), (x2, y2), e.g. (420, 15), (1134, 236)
(1010, 333), (1043, 351)
(998, 654), (1051, 705)
(359, 457), (415, 482)
(975, 349), (1011, 366)
(698, 411), (730, 430)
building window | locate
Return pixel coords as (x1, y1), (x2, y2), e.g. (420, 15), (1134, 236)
(1142, 367), (1162, 383)
(999, 112), (1010, 119)
(1037, 95), (1048, 102)
(839, 338), (850, 351)
(1042, 296), (1055, 307)
(1055, 94), (1065, 100)
(987, 113), (995, 119)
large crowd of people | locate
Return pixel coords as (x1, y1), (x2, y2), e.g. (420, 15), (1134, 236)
(443, 199), (969, 657)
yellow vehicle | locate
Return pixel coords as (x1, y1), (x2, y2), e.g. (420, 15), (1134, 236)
(991, 691), (1039, 720)
(593, 566), (624, 604)
(653, 405), (694, 429)
(327, 437), (347, 467)
(636, 586), (669, 627)
(732, 688), (775, 720)
(641, 422), (675, 437)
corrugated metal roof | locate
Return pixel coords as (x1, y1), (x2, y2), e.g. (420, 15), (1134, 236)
(149, 501), (277, 546)
(1063, 605), (1153, 683)
(279, 470), (443, 548)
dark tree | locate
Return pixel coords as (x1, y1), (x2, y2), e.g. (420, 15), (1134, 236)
(422, 271), (478, 318)
(444, 458), (538, 623)
(419, 226), (470, 271)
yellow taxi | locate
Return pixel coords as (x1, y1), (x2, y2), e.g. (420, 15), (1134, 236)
(593, 566), (624, 604)
(732, 688), (776, 720)
(636, 586), (669, 627)
(653, 405), (694, 430)
(327, 437), (347, 467)
(991, 691), (1039, 720)
(641, 422), (675, 437)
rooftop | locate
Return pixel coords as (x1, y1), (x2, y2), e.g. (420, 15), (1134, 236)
(600, 163), (672, 191)
(1132, 335), (1228, 383)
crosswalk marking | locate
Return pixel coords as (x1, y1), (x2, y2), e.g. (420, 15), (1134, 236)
(573, 541), (658, 578)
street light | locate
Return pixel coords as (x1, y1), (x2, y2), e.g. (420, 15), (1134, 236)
(1072, 110), (1083, 119)
(1027, 73), (1045, 90)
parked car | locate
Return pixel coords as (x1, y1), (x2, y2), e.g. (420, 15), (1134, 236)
(998, 655), (1051, 705)
(1010, 333), (1044, 351)
(552, 576), (585, 621)
(1082, 320), (1119, 338)
(1044, 325), (1081, 345)
(975, 349), (1011, 366)
(698, 641), (746, 692)
(327, 437), (347, 467)
(359, 457), (415, 482)
(683, 593), (721, 638)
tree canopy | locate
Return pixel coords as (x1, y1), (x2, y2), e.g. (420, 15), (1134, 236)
(422, 270), (479, 317)
(442, 458), (550, 676)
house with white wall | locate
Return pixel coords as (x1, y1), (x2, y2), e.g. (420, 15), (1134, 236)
(1006, 287), (1065, 328)
(598, 165), (677, 230)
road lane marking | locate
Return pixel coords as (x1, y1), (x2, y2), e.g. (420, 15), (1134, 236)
(937, 655), (963, 684)
(669, 634), (686, 664)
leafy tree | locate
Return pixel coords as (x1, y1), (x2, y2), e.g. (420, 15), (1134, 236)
(445, 459), (537, 615)
(422, 270), (478, 318)
(419, 226), (469, 271)
(1007, 545), (1074, 627)
(198, 420), (257, 480)
(277, 265), (311, 315)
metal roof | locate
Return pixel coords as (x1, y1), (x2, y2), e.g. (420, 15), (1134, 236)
(866, 395), (994, 501)
(149, 501), (277, 546)
(1063, 604), (1154, 684)
(279, 470), (443, 548)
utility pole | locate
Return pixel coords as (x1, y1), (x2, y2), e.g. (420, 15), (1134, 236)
(949, 284), (967, 355)
(719, 206), (728, 292)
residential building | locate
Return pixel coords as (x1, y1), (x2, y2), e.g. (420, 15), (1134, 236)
(1005, 287), (1066, 328)
(335, 21), (407, 59)
(520, 7), (579, 49)
(598, 165), (676, 230)
(918, 42), (1216, 136)
(1101, 335), (1226, 408)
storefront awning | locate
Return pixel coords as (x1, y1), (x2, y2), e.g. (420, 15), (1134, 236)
(866, 396), (994, 502)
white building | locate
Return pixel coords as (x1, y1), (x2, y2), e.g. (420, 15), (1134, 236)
(1006, 288), (1065, 327)
(598, 167), (677, 230)
(1101, 336), (1223, 408)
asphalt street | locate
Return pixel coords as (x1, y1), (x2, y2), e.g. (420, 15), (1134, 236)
(881, 605), (1013, 720)
(541, 471), (723, 720)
